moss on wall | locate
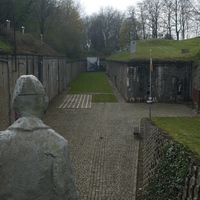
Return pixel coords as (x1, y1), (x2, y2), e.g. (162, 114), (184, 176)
(144, 142), (200, 200)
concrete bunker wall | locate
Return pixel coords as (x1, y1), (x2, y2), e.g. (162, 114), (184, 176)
(0, 55), (87, 130)
(106, 60), (192, 102)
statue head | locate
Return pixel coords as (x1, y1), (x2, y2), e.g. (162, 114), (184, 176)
(12, 75), (48, 119)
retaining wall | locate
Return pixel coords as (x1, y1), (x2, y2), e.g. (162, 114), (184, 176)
(139, 118), (200, 200)
(0, 54), (87, 130)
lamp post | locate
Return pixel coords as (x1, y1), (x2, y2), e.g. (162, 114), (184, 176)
(40, 34), (43, 42)
(147, 49), (153, 117)
(6, 20), (10, 32)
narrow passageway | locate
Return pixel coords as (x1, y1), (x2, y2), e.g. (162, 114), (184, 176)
(44, 95), (140, 199)
(44, 76), (141, 199)
(43, 87), (196, 199)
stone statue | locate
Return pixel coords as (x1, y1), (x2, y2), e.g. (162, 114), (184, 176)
(0, 75), (78, 200)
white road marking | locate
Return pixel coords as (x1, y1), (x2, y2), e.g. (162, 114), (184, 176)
(58, 94), (92, 109)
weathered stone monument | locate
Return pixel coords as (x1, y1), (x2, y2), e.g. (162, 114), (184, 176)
(0, 75), (78, 199)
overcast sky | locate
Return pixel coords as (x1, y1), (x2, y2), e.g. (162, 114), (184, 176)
(79, 0), (139, 15)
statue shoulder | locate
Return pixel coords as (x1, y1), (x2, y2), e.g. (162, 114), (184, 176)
(47, 129), (68, 147)
(8, 117), (50, 131)
(0, 130), (15, 140)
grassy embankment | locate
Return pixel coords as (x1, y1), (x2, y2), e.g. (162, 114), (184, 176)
(107, 37), (200, 155)
(145, 117), (200, 199)
(68, 71), (118, 103)
(151, 117), (200, 155)
(107, 37), (200, 65)
(152, 117), (200, 155)
(0, 40), (13, 53)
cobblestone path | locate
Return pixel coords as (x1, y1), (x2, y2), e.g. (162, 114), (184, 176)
(43, 89), (197, 200)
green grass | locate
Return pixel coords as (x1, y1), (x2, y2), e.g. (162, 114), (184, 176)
(152, 117), (200, 155)
(107, 37), (200, 64)
(69, 72), (113, 93)
(92, 94), (118, 102)
(0, 40), (13, 53)
(69, 72), (118, 102)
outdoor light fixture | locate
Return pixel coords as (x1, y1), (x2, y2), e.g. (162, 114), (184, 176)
(147, 49), (153, 117)
(40, 34), (43, 42)
(22, 26), (25, 34)
(6, 20), (10, 30)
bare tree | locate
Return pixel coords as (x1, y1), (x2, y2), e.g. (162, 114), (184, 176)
(119, 6), (141, 48)
(162, 0), (174, 39)
(126, 6), (140, 40)
(98, 7), (124, 51)
(171, 0), (182, 40)
(144, 0), (163, 38)
(86, 7), (124, 53)
(137, 1), (148, 39)
(180, 0), (192, 39)
(187, 0), (200, 37)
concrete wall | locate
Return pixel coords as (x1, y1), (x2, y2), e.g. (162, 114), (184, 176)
(106, 60), (192, 103)
(106, 61), (129, 100)
(139, 118), (200, 200)
(0, 55), (87, 130)
(192, 66), (200, 89)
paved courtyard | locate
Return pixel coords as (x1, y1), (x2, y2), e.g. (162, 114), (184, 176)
(42, 87), (197, 200)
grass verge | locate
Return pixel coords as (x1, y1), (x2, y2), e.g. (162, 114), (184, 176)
(69, 72), (113, 93)
(69, 72), (118, 102)
(151, 117), (200, 155)
(92, 94), (118, 102)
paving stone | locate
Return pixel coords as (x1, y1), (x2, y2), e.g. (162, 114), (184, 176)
(43, 84), (197, 200)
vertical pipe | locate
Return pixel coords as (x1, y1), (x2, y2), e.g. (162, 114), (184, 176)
(26, 55), (28, 75)
(0, 59), (11, 125)
(149, 50), (152, 117)
(32, 55), (35, 75)
(58, 59), (60, 94)
(7, 62), (11, 125)
(150, 50), (152, 99)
